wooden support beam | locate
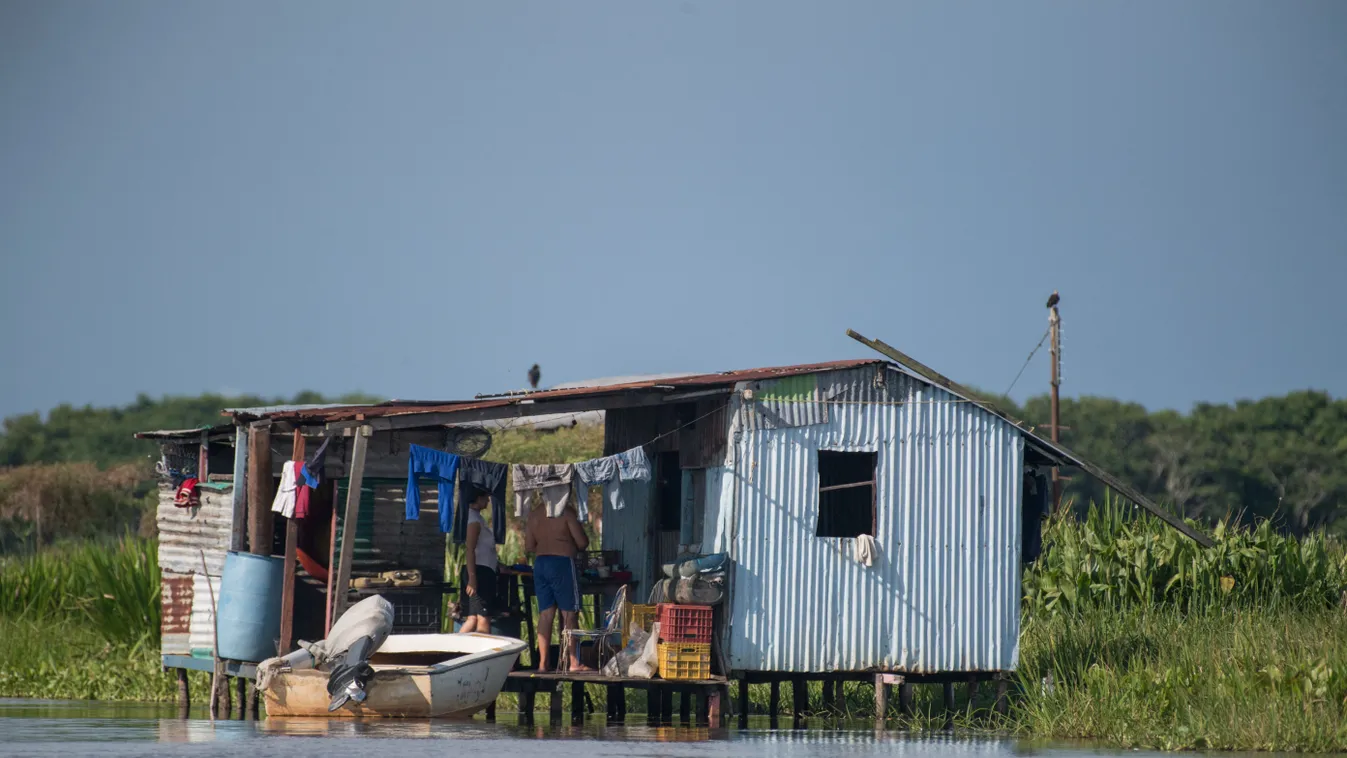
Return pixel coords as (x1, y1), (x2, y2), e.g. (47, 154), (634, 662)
(995, 676), (1009, 716)
(246, 422), (274, 555)
(967, 675), (980, 713)
(646, 686), (659, 727)
(277, 429), (304, 655)
(246, 681), (259, 720)
(769, 679), (780, 728)
(331, 427), (370, 622)
(943, 681), (956, 729)
(230, 424), (248, 551)
(821, 678), (835, 712)
(519, 685), (535, 725)
(485, 699), (496, 722)
(679, 688), (691, 725)
(696, 687), (711, 727)
(737, 679), (749, 729)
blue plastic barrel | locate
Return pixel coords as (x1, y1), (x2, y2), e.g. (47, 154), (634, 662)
(215, 551), (285, 662)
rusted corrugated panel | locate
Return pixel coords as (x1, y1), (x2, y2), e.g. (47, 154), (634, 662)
(157, 485), (234, 576)
(727, 366), (1023, 674)
(233, 359), (885, 423)
(161, 572), (193, 655)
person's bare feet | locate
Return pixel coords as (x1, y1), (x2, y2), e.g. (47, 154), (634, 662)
(569, 663), (595, 673)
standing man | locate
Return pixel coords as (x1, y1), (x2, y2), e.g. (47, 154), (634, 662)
(524, 500), (589, 671)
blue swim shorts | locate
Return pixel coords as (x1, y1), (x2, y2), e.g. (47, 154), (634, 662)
(533, 555), (580, 612)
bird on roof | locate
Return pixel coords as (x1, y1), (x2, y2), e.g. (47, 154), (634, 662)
(1046, 291), (1060, 309)
(528, 364), (541, 389)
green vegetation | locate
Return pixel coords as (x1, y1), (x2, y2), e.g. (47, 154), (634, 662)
(984, 390), (1347, 537)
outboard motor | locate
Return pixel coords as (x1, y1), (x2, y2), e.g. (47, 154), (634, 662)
(326, 635), (377, 711)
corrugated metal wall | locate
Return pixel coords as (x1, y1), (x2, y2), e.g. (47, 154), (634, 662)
(726, 366), (1024, 674)
(157, 483), (234, 658)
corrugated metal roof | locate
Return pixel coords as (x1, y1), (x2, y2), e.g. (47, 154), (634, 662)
(223, 359), (885, 424)
(135, 425), (235, 441)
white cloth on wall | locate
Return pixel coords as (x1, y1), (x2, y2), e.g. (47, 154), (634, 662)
(854, 534), (877, 567)
(271, 461), (298, 518)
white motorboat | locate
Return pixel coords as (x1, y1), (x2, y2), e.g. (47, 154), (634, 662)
(262, 633), (525, 718)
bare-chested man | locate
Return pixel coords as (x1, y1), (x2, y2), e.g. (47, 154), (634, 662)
(524, 502), (589, 671)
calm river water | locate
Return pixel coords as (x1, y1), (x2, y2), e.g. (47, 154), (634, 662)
(0, 698), (1277, 758)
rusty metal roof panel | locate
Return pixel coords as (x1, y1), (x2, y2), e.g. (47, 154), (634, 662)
(226, 359), (886, 424)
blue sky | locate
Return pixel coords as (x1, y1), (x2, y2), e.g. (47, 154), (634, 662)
(2, 1), (1345, 420)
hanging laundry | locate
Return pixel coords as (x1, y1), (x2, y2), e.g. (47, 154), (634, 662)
(271, 462), (299, 518)
(615, 446), (652, 481)
(294, 476), (311, 520)
(453, 458), (508, 544)
(406, 444), (460, 533)
(573, 446), (652, 514)
(173, 478), (200, 508)
(574, 456), (620, 513)
(301, 436), (332, 489)
(512, 463), (578, 519)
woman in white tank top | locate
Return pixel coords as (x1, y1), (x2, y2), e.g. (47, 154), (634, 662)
(459, 488), (500, 634)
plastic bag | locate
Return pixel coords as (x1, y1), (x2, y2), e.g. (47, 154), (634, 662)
(629, 621), (661, 679)
(602, 623), (651, 677)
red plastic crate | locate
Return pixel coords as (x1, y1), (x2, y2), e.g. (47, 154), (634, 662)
(656, 603), (713, 643)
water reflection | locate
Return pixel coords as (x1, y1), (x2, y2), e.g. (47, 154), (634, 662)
(0, 698), (1289, 758)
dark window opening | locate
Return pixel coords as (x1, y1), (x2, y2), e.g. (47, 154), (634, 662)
(656, 451), (682, 531)
(816, 450), (877, 538)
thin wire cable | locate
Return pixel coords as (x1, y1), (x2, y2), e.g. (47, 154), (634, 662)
(1003, 328), (1050, 397)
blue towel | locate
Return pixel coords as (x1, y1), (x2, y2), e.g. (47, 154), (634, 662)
(406, 444), (460, 533)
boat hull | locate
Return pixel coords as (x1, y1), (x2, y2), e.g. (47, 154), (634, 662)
(262, 634), (524, 718)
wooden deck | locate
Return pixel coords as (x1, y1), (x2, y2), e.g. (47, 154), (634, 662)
(501, 670), (729, 726)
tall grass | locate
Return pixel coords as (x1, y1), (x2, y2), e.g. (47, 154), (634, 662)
(1025, 493), (1347, 614)
(0, 536), (159, 643)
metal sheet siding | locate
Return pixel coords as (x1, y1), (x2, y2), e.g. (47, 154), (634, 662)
(600, 477), (654, 600)
(157, 485), (233, 576)
(728, 367), (1023, 673)
(161, 572), (193, 655)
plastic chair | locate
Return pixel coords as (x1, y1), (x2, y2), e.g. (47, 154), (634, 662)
(561, 585), (628, 672)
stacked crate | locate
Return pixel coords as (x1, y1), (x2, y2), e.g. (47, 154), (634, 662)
(655, 604), (713, 680)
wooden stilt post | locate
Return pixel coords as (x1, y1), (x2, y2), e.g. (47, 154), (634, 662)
(246, 680), (259, 720)
(220, 675), (233, 718)
(571, 681), (584, 725)
(234, 677), (246, 719)
(331, 427), (370, 622)
(176, 668), (190, 718)
(792, 675), (807, 728)
(943, 681), (956, 729)
(679, 687), (691, 725)
(485, 699), (497, 722)
(769, 678), (780, 729)
(605, 684), (618, 723)
(660, 686), (673, 725)
(707, 685), (724, 728)
(520, 684), (535, 725)
(873, 674), (888, 729)
(646, 685), (659, 727)
(898, 681), (914, 717)
(994, 676), (1009, 716)
(821, 678), (835, 713)
(549, 683), (563, 724)
(966, 674), (980, 714)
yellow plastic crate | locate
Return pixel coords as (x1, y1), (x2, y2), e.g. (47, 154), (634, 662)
(624, 604), (659, 645)
(657, 642), (711, 681)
